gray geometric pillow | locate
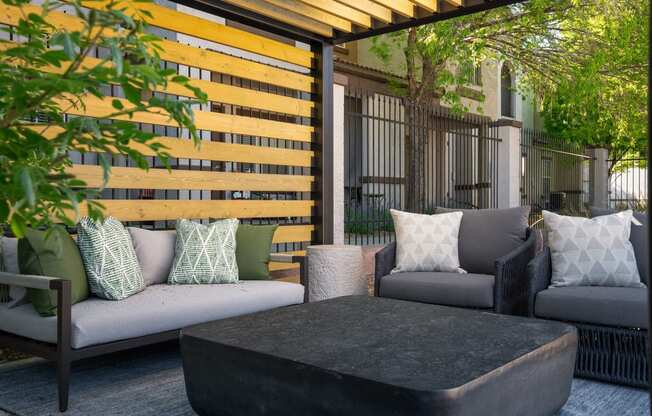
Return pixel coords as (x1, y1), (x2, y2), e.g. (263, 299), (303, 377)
(78, 217), (145, 300)
(543, 210), (643, 288)
(168, 219), (239, 285)
(390, 209), (465, 274)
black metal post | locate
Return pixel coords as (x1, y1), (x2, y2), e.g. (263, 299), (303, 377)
(316, 42), (334, 245)
(647, 0), (651, 407)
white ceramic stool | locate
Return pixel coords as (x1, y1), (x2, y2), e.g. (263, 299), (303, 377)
(306, 245), (365, 302)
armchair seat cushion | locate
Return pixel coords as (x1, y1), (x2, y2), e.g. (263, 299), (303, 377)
(535, 286), (648, 329)
(0, 281), (304, 349)
(378, 272), (494, 308)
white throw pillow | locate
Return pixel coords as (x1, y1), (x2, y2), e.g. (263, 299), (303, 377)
(544, 210), (643, 288)
(390, 209), (465, 274)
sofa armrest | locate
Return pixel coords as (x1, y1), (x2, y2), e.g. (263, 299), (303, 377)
(0, 271), (71, 354)
(270, 253), (308, 303)
(0, 271), (61, 291)
(374, 242), (396, 297)
(493, 229), (537, 316)
(526, 247), (552, 317)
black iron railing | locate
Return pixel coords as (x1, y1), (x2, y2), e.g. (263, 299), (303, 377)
(608, 157), (648, 212)
(520, 128), (591, 227)
(344, 89), (501, 245)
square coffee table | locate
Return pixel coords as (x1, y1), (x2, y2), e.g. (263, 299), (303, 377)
(181, 296), (577, 416)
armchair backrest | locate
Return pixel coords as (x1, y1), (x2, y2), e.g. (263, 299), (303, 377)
(436, 207), (531, 275)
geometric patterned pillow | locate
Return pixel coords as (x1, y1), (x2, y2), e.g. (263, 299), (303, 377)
(77, 217), (145, 300)
(544, 210), (643, 288)
(167, 218), (239, 285)
(390, 209), (465, 274)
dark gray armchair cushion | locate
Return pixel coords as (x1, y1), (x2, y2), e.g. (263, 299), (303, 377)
(535, 286), (648, 329)
(378, 272), (494, 308)
(590, 207), (648, 285)
(436, 207), (530, 275)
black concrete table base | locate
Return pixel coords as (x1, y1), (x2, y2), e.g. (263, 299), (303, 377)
(181, 296), (577, 416)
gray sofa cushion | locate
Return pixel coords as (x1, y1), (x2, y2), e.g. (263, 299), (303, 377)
(591, 207), (648, 285)
(127, 228), (176, 286)
(535, 286), (648, 329)
(436, 207), (530, 275)
(0, 281), (304, 349)
(379, 272), (494, 308)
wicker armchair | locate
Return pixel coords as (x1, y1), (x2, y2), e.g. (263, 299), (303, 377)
(527, 248), (648, 387)
(375, 229), (537, 316)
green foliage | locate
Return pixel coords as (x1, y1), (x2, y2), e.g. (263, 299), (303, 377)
(369, 0), (647, 123)
(0, 0), (207, 237)
(541, 1), (648, 169)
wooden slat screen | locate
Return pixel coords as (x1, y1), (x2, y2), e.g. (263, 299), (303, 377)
(1, 1), (318, 271)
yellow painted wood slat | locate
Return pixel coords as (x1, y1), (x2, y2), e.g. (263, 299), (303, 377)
(56, 95), (314, 143)
(332, 0), (392, 23)
(369, 0), (414, 17)
(0, 4), (315, 92)
(408, 0), (438, 12)
(254, 0), (353, 32)
(73, 200), (314, 221)
(273, 225), (314, 243)
(17, 46), (314, 117)
(36, 125), (315, 167)
(159, 39), (314, 93)
(443, 0), (463, 6)
(67, 165), (314, 192)
(293, 0), (371, 28)
(82, 1), (314, 67)
(220, 0), (333, 37)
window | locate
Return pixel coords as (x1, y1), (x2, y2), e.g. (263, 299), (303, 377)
(472, 64), (482, 86)
(542, 158), (552, 206)
(500, 64), (514, 117)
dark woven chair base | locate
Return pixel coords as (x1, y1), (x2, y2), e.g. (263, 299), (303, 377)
(574, 322), (648, 388)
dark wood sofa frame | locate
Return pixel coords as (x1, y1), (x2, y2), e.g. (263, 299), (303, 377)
(0, 254), (307, 412)
(527, 248), (648, 387)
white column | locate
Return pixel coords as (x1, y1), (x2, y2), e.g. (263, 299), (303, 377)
(496, 119), (522, 208)
(332, 83), (345, 245)
(587, 148), (609, 208)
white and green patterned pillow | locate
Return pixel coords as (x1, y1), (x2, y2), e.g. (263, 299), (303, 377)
(78, 217), (145, 300)
(544, 210), (643, 288)
(168, 219), (239, 285)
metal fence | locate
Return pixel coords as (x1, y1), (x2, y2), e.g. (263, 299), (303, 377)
(344, 89), (501, 245)
(608, 157), (648, 211)
(520, 128), (591, 227)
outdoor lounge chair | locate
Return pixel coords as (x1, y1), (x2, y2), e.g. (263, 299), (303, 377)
(375, 207), (537, 316)
(527, 208), (649, 387)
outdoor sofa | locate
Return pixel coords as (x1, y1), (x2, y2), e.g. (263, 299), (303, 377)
(375, 207), (537, 316)
(0, 234), (307, 412)
(527, 208), (648, 387)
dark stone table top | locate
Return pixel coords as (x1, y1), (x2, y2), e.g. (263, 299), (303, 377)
(182, 296), (575, 391)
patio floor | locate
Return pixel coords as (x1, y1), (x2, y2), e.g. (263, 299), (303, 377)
(0, 341), (648, 416)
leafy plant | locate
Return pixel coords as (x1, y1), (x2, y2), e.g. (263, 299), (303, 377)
(0, 0), (207, 237)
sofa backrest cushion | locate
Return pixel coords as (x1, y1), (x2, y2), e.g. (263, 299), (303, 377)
(18, 227), (89, 316)
(591, 207), (648, 285)
(436, 207), (530, 275)
(128, 228), (176, 286)
(236, 224), (278, 280)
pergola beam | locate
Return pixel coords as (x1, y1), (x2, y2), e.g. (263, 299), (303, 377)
(332, 0), (525, 44)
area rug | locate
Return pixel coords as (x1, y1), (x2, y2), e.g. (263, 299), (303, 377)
(0, 343), (648, 416)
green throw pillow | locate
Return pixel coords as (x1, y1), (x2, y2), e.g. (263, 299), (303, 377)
(236, 224), (278, 280)
(77, 217), (145, 300)
(18, 227), (89, 316)
(168, 219), (239, 284)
